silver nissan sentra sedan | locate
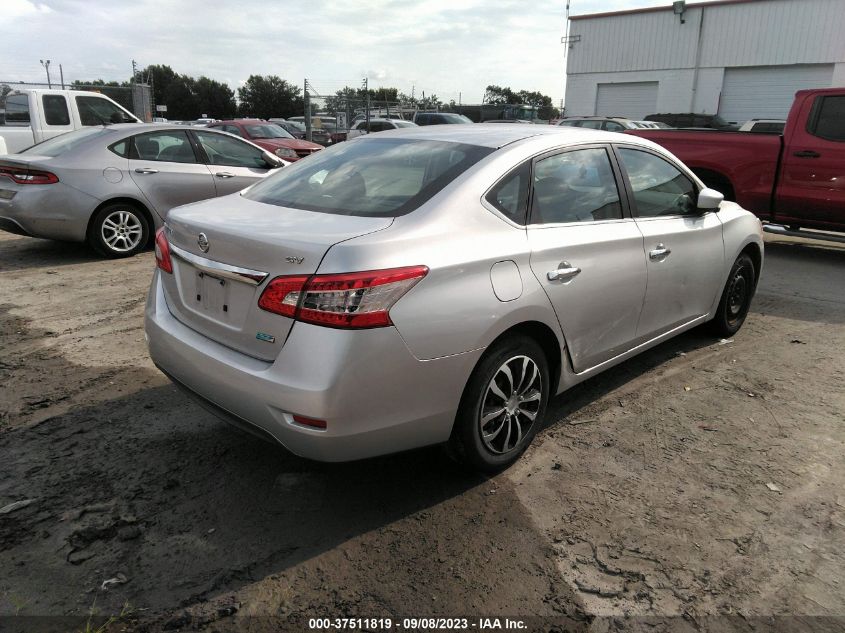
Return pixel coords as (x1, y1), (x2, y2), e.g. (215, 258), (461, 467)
(145, 125), (763, 471)
(0, 124), (286, 257)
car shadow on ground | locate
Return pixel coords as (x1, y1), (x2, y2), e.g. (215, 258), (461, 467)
(0, 300), (587, 630)
(0, 236), (104, 271)
(542, 327), (717, 428)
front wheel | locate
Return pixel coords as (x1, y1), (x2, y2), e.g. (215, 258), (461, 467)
(709, 252), (756, 337)
(448, 335), (550, 473)
(88, 203), (150, 258)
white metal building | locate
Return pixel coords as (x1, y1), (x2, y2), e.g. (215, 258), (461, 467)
(563, 0), (845, 122)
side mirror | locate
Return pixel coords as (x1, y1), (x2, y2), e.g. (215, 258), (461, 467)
(697, 187), (724, 211)
(264, 153), (285, 169)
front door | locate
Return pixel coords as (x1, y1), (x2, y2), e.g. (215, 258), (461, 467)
(193, 130), (275, 196)
(526, 145), (647, 372)
(777, 93), (845, 228)
(128, 130), (216, 216)
(614, 146), (725, 339)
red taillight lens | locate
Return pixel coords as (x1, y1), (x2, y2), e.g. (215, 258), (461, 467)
(257, 275), (309, 318)
(258, 265), (428, 329)
(154, 227), (173, 274)
(0, 166), (59, 185)
(292, 415), (327, 429)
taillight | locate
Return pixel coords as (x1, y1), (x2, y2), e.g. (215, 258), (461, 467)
(0, 166), (59, 185)
(258, 265), (428, 329)
(154, 227), (173, 274)
(292, 415), (327, 429)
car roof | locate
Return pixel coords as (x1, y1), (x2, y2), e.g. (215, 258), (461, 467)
(364, 123), (648, 149)
(89, 123), (236, 135)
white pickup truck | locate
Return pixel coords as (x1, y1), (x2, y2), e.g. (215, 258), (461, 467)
(0, 89), (140, 154)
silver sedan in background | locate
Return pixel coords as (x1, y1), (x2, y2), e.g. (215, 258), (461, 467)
(145, 125), (763, 471)
(0, 124), (286, 257)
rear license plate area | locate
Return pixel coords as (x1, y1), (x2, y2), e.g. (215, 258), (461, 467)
(194, 270), (230, 318)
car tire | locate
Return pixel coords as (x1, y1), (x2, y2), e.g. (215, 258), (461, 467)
(709, 252), (756, 337)
(448, 335), (550, 473)
(88, 202), (150, 258)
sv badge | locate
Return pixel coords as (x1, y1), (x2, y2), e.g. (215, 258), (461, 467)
(285, 256), (304, 265)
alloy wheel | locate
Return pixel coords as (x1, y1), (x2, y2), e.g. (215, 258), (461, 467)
(101, 210), (143, 253)
(479, 355), (542, 455)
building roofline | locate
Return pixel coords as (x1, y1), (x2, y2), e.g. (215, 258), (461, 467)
(570, 0), (771, 21)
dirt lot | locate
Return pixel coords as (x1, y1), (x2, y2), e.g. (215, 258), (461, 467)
(0, 230), (843, 632)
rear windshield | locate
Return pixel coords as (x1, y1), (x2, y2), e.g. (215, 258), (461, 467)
(21, 127), (112, 156)
(243, 138), (493, 217)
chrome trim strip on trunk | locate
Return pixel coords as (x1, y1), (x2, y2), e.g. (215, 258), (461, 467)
(169, 243), (269, 286)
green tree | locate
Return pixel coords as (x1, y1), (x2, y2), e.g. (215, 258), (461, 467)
(143, 64), (179, 111)
(194, 76), (236, 119)
(237, 75), (302, 119)
(483, 85), (519, 105)
(162, 75), (199, 120)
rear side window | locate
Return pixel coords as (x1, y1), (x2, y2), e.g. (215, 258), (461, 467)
(486, 161), (530, 224)
(578, 120), (603, 129)
(604, 121), (625, 132)
(43, 95), (70, 126)
(531, 147), (623, 224)
(109, 140), (129, 157)
(809, 96), (845, 142)
(131, 130), (197, 163)
(4, 94), (30, 124)
(617, 148), (697, 217)
(244, 138), (493, 217)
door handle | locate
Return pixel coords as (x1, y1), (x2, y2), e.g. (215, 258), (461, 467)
(793, 150), (820, 158)
(649, 244), (671, 261)
(215, 172), (235, 178)
(134, 167), (159, 174)
(547, 262), (581, 282)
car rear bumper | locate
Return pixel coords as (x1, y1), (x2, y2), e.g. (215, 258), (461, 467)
(0, 182), (97, 242)
(144, 270), (481, 462)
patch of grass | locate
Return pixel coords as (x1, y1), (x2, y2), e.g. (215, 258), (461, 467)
(80, 599), (133, 633)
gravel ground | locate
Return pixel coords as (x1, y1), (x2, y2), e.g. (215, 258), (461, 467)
(0, 230), (843, 632)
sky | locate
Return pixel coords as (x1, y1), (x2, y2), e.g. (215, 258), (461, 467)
(1, 0), (720, 107)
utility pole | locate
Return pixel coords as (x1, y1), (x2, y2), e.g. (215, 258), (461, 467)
(59, 64), (64, 89)
(363, 77), (370, 129)
(304, 78), (312, 142)
(131, 59), (138, 83)
(40, 59), (51, 88)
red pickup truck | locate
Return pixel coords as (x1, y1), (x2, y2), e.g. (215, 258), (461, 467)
(627, 87), (845, 240)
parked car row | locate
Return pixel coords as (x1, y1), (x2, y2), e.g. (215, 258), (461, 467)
(0, 124), (286, 257)
(207, 119), (323, 160)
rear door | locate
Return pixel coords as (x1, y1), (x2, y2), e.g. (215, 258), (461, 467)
(777, 93), (845, 227)
(614, 145), (724, 339)
(526, 145), (647, 372)
(128, 129), (216, 215)
(38, 94), (74, 140)
(192, 129), (275, 195)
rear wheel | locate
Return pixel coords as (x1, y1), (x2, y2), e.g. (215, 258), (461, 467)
(448, 335), (549, 473)
(88, 202), (149, 258)
(709, 253), (756, 337)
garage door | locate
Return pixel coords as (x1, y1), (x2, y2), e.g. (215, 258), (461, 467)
(719, 64), (834, 123)
(595, 82), (658, 120)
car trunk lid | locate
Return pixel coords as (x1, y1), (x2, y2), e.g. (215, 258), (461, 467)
(162, 194), (393, 360)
